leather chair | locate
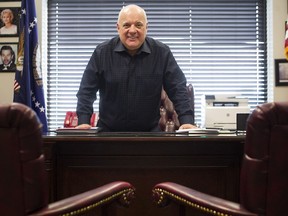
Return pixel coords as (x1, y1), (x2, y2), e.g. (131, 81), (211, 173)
(0, 103), (135, 216)
(159, 84), (194, 132)
(153, 102), (288, 216)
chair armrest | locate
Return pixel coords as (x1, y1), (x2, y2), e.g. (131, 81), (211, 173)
(30, 181), (135, 216)
(152, 182), (257, 216)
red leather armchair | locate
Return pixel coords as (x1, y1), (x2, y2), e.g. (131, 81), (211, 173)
(159, 84), (194, 132)
(0, 103), (135, 216)
(153, 102), (288, 216)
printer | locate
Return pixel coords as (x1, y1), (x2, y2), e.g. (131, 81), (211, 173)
(201, 94), (250, 130)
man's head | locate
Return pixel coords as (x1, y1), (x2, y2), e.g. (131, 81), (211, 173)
(117, 4), (148, 56)
(0, 45), (14, 65)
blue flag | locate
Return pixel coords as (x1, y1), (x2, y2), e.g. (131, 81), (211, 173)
(13, 0), (48, 132)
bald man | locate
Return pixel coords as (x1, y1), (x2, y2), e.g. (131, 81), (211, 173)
(76, 4), (195, 132)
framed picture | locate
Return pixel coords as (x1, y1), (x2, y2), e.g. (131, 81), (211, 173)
(0, 43), (17, 73)
(0, 7), (21, 36)
(275, 59), (288, 86)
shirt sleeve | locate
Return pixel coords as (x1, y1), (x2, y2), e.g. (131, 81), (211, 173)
(163, 50), (195, 125)
(76, 49), (100, 125)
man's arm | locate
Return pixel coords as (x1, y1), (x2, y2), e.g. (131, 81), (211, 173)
(163, 50), (195, 127)
(76, 50), (100, 126)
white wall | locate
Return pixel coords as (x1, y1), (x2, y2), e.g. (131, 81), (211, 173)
(0, 0), (287, 104)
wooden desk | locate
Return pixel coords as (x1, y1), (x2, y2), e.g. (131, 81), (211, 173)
(43, 133), (245, 216)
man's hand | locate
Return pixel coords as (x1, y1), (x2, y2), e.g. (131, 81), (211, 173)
(75, 124), (92, 129)
(179, 124), (198, 130)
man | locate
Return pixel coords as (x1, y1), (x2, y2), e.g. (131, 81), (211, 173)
(76, 4), (196, 132)
(0, 45), (16, 71)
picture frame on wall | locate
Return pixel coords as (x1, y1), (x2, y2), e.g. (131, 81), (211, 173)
(0, 43), (17, 73)
(0, 6), (21, 37)
(275, 59), (288, 86)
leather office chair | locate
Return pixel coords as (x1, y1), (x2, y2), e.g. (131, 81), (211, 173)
(153, 102), (288, 216)
(0, 103), (135, 216)
(159, 84), (194, 132)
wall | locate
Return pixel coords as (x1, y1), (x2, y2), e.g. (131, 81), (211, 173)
(0, 1), (21, 103)
(273, 0), (288, 101)
(0, 0), (287, 104)
(0, 0), (43, 104)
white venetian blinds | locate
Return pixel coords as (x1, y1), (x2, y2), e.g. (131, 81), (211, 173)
(47, 0), (267, 130)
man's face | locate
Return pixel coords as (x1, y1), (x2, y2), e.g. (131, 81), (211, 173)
(117, 6), (147, 55)
(1, 49), (13, 65)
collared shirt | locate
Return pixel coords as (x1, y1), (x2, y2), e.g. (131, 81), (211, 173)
(76, 36), (194, 132)
(0, 62), (16, 71)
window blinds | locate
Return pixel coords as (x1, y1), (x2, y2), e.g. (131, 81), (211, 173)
(47, 0), (267, 130)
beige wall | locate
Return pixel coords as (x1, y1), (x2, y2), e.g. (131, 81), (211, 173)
(0, 1), (21, 103)
(0, 0), (287, 104)
(273, 0), (288, 101)
(0, 1), (43, 104)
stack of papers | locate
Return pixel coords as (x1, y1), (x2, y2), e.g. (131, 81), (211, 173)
(176, 128), (234, 134)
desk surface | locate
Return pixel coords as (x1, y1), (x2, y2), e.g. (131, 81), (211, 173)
(44, 131), (245, 141)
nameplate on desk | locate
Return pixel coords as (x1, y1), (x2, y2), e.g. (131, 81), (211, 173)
(55, 127), (101, 135)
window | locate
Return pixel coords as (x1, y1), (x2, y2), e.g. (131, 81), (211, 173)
(47, 0), (267, 130)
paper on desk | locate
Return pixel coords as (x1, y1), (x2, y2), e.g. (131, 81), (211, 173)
(176, 128), (220, 134)
(176, 128), (235, 134)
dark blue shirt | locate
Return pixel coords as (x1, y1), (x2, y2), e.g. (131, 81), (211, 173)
(76, 36), (194, 131)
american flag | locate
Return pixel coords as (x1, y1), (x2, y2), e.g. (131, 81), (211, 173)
(13, 0), (48, 132)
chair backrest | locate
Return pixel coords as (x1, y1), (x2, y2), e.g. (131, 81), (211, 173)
(240, 102), (288, 215)
(159, 84), (194, 132)
(63, 111), (98, 127)
(0, 103), (48, 215)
